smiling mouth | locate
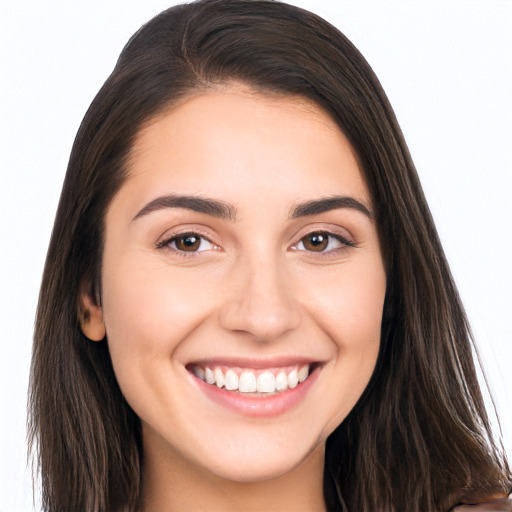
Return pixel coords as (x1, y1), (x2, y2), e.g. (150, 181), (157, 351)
(188, 363), (315, 395)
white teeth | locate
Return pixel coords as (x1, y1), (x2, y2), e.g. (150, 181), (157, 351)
(275, 371), (288, 391)
(298, 365), (309, 383)
(214, 367), (224, 388)
(224, 369), (239, 391)
(287, 369), (299, 389)
(194, 364), (312, 394)
(239, 371), (257, 393)
(256, 372), (275, 393)
(205, 367), (215, 384)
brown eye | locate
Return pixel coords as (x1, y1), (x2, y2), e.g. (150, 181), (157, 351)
(292, 231), (353, 254)
(159, 233), (216, 254)
(174, 234), (201, 251)
(302, 232), (329, 252)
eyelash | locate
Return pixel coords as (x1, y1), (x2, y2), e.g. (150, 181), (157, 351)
(156, 230), (355, 257)
(156, 231), (218, 257)
(291, 231), (355, 254)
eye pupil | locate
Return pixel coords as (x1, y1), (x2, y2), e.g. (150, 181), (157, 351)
(176, 235), (200, 251)
(304, 233), (328, 251)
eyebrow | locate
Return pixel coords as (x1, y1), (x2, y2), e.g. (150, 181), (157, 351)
(132, 193), (372, 222)
(290, 196), (373, 219)
(132, 194), (237, 222)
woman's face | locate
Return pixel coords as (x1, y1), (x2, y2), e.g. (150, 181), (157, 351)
(91, 87), (386, 483)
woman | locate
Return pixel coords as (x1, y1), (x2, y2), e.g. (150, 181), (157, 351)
(28, 1), (511, 510)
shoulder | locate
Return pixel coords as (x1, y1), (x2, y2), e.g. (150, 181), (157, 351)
(451, 498), (512, 512)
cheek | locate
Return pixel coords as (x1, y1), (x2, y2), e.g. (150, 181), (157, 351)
(302, 259), (385, 431)
(303, 258), (386, 350)
(100, 256), (214, 378)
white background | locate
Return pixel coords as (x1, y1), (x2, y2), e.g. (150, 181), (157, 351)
(1, 1), (510, 510)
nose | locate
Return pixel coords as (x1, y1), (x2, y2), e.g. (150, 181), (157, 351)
(219, 255), (301, 342)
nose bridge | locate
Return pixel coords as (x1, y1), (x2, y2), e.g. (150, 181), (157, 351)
(219, 249), (300, 341)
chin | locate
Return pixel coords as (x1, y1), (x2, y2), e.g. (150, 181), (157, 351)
(204, 441), (324, 484)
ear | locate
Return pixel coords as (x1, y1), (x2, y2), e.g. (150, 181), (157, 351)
(79, 289), (106, 341)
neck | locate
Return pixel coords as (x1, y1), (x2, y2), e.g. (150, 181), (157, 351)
(140, 434), (326, 512)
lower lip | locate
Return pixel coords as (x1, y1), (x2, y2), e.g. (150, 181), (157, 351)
(190, 366), (320, 418)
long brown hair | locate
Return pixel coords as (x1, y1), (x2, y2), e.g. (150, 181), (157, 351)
(29, 1), (510, 510)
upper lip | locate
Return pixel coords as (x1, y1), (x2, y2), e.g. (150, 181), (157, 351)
(187, 356), (323, 369)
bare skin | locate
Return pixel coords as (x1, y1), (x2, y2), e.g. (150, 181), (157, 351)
(141, 435), (326, 511)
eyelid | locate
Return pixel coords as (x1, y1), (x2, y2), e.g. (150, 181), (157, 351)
(292, 232), (353, 249)
(155, 228), (220, 255)
(290, 223), (355, 245)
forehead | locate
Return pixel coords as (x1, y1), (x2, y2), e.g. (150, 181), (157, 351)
(117, 87), (370, 214)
